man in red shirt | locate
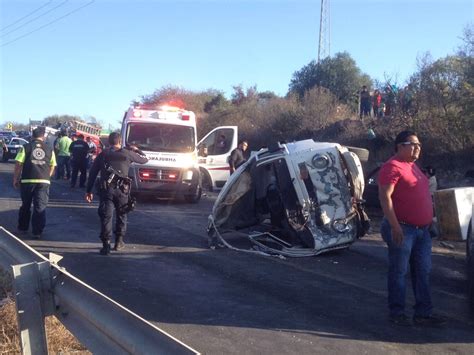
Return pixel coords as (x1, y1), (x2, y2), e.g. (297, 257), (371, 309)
(379, 130), (446, 326)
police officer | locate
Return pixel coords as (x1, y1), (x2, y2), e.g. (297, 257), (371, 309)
(85, 132), (148, 255)
(13, 126), (57, 239)
(69, 134), (90, 188)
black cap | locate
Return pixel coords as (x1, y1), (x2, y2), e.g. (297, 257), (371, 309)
(32, 126), (46, 138)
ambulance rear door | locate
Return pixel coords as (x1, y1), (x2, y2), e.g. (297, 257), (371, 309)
(197, 126), (238, 189)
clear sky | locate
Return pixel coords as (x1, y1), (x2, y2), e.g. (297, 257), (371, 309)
(1, 0), (472, 129)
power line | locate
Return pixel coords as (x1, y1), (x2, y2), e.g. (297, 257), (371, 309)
(1, 0), (70, 38)
(1, 1), (95, 47)
(1, 0), (54, 32)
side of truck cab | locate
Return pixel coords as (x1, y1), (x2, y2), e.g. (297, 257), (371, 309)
(197, 126), (238, 191)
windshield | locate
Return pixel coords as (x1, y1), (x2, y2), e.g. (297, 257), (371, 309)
(126, 123), (195, 153)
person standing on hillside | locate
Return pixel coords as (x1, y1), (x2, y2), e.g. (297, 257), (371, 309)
(55, 131), (72, 180)
(373, 89), (382, 118)
(378, 130), (445, 327)
(69, 134), (90, 188)
(13, 127), (56, 239)
(359, 85), (372, 119)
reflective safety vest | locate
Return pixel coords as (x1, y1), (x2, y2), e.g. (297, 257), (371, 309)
(16, 139), (56, 184)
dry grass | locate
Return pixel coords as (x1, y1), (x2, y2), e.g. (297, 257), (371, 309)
(0, 268), (90, 354)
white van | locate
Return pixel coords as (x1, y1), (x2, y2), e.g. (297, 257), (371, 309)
(121, 105), (237, 202)
(208, 139), (370, 256)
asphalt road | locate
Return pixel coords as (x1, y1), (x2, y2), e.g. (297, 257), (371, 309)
(0, 161), (473, 354)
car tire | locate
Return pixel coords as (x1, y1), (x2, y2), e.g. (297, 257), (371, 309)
(347, 146), (369, 163)
(184, 186), (202, 203)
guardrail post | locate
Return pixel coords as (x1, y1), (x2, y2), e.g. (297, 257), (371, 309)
(12, 261), (52, 355)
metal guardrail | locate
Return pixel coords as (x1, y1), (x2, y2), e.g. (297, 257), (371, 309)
(0, 226), (200, 355)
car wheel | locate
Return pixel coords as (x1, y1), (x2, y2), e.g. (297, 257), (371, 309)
(184, 186), (202, 203)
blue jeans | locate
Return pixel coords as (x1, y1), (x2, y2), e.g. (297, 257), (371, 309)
(381, 219), (433, 317)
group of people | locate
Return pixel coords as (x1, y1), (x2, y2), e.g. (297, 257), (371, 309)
(13, 127), (148, 256)
(54, 132), (99, 188)
(360, 84), (415, 119)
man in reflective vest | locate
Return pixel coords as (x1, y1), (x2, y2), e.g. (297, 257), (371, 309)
(13, 126), (57, 239)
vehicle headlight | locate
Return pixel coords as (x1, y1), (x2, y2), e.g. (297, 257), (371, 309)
(312, 154), (330, 170)
(332, 219), (352, 233)
(183, 170), (193, 180)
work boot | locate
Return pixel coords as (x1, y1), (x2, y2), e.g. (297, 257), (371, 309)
(99, 241), (111, 255)
(114, 237), (125, 251)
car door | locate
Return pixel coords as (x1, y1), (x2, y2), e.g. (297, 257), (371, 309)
(197, 126), (238, 188)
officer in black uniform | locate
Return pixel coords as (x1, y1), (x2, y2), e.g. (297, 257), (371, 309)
(13, 126), (57, 239)
(85, 132), (148, 255)
(69, 134), (90, 188)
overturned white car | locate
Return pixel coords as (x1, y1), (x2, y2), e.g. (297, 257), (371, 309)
(207, 139), (370, 257)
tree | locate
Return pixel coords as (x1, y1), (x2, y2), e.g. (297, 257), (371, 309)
(140, 85), (224, 114)
(230, 85), (258, 106)
(288, 52), (372, 107)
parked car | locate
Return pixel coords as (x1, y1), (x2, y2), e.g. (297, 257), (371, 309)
(0, 131), (17, 141)
(2, 137), (28, 162)
(207, 139), (370, 257)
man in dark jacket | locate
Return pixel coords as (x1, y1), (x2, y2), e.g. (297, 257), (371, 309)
(69, 134), (90, 188)
(229, 140), (248, 174)
(13, 126), (56, 239)
(85, 132), (148, 255)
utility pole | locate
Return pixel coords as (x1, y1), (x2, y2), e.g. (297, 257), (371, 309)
(317, 0), (330, 63)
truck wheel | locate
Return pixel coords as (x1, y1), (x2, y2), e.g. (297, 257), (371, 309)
(200, 168), (213, 192)
(184, 186), (202, 203)
(347, 146), (369, 163)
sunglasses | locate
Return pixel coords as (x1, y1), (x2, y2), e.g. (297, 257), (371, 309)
(400, 141), (422, 148)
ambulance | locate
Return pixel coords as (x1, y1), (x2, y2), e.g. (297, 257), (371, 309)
(121, 104), (237, 202)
